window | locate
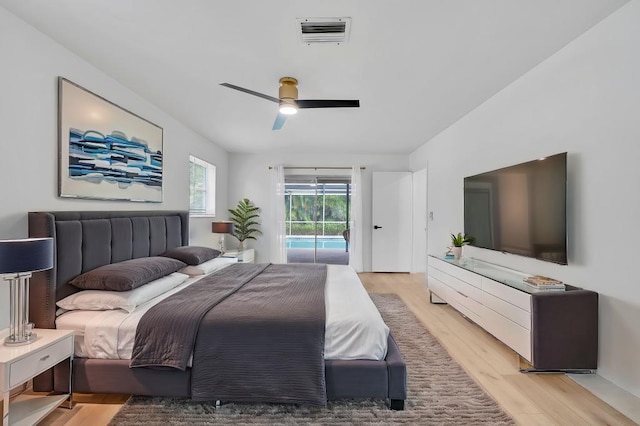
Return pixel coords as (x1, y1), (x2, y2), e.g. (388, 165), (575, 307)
(189, 155), (216, 216)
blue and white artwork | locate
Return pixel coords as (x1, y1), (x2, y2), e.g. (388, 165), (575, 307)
(59, 78), (163, 202)
(68, 129), (162, 188)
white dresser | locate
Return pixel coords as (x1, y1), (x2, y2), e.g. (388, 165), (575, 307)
(427, 256), (598, 371)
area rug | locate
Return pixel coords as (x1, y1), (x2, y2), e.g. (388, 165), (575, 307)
(109, 293), (515, 425)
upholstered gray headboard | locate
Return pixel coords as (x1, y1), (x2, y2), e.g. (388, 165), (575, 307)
(28, 210), (189, 330)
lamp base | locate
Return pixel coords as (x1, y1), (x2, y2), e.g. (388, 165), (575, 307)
(4, 332), (38, 346)
(5, 273), (36, 347)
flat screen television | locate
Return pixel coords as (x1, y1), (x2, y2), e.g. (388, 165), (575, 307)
(464, 152), (567, 265)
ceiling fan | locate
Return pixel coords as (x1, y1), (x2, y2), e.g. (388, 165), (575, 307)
(220, 77), (360, 130)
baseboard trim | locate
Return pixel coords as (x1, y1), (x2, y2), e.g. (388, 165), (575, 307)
(569, 373), (640, 424)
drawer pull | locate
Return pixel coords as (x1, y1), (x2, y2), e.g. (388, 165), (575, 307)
(40, 355), (50, 362)
(457, 290), (468, 298)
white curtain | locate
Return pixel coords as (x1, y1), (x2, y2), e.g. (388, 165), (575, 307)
(349, 166), (364, 272)
(270, 165), (287, 263)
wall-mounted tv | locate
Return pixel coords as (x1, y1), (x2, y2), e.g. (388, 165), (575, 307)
(464, 152), (567, 265)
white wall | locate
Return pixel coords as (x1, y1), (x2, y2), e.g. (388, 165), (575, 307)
(228, 152), (408, 271)
(0, 8), (229, 330)
(412, 169), (427, 273)
(410, 1), (640, 397)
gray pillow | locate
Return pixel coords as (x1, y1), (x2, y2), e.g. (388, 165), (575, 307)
(70, 256), (187, 291)
(161, 246), (221, 265)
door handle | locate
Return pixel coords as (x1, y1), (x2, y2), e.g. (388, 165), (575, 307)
(374, 225), (382, 229)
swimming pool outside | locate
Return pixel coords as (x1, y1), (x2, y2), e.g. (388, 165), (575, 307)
(286, 237), (346, 250)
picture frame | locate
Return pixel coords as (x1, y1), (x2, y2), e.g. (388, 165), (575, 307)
(58, 77), (164, 202)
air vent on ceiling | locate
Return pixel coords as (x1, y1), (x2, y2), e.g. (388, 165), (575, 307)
(297, 17), (351, 46)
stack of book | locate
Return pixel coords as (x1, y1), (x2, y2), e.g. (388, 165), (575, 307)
(522, 275), (565, 292)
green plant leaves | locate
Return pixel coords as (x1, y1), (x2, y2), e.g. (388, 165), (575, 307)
(228, 198), (262, 242)
(450, 232), (474, 247)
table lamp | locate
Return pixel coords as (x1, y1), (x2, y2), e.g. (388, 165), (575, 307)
(211, 222), (234, 253)
(0, 237), (54, 346)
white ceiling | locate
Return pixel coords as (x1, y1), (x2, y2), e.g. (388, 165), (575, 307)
(0, 0), (627, 155)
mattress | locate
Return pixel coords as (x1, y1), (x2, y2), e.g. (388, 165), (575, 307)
(56, 264), (389, 361)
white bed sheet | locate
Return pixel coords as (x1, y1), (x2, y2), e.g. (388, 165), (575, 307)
(56, 264), (389, 361)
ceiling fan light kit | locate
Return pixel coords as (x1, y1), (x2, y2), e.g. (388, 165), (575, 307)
(279, 100), (298, 115)
(278, 78), (298, 115)
(220, 76), (359, 130)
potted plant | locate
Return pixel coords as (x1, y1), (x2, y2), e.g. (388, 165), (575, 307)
(228, 198), (262, 250)
(450, 232), (473, 260)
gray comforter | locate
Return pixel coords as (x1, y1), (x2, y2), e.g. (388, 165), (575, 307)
(131, 263), (328, 406)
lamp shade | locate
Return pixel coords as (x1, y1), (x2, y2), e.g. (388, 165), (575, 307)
(212, 222), (234, 234)
(0, 237), (54, 274)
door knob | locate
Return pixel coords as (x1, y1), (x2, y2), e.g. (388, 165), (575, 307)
(374, 225), (382, 229)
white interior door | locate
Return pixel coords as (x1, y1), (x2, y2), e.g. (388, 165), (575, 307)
(372, 172), (413, 272)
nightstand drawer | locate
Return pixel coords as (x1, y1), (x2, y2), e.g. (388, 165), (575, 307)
(240, 250), (254, 263)
(222, 249), (255, 263)
(9, 335), (73, 388)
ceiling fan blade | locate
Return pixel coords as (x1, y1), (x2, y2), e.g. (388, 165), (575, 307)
(220, 83), (279, 103)
(272, 113), (287, 130)
(297, 99), (360, 109)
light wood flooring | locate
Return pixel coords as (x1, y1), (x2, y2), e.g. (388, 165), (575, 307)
(21, 272), (637, 425)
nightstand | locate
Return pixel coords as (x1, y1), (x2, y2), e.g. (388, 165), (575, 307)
(221, 248), (255, 263)
(1, 329), (74, 426)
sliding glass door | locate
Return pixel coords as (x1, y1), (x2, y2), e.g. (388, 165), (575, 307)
(285, 176), (351, 264)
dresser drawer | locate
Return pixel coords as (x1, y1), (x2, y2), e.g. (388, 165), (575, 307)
(482, 277), (531, 312)
(447, 293), (482, 325)
(429, 267), (482, 301)
(427, 266), (453, 290)
(427, 275), (450, 301)
(481, 305), (532, 362)
(447, 282), (483, 318)
(482, 290), (531, 330)
(429, 274), (482, 320)
(9, 335), (73, 388)
(429, 257), (482, 288)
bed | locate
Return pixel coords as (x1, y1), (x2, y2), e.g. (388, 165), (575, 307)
(28, 210), (407, 409)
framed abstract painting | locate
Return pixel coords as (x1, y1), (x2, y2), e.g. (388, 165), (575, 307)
(58, 77), (163, 202)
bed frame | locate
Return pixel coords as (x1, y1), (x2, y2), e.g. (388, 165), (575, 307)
(28, 210), (406, 409)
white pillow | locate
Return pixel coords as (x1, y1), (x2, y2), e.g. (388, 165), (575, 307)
(179, 256), (237, 276)
(57, 272), (189, 313)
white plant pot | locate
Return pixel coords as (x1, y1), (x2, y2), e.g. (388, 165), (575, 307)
(452, 246), (462, 260)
